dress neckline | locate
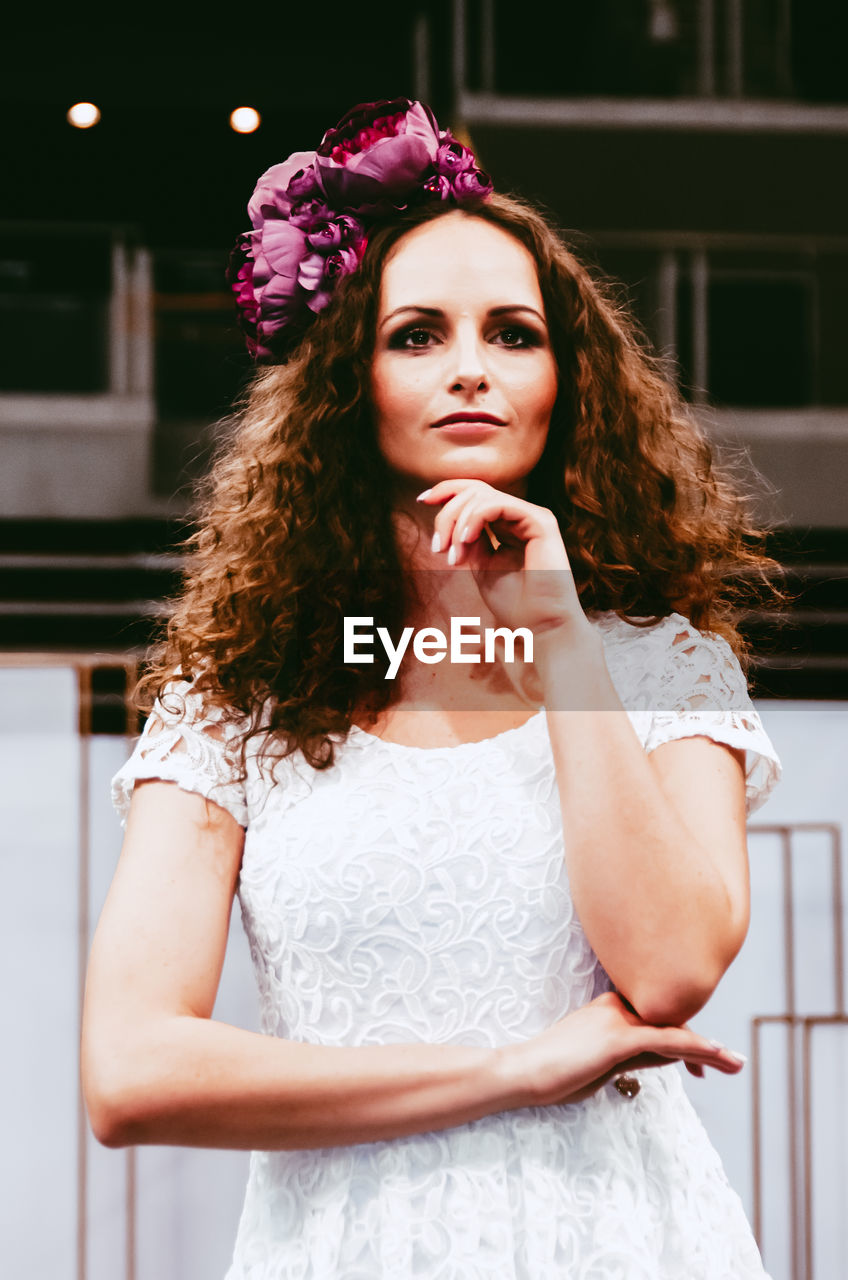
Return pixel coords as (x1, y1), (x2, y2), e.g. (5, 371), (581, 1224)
(346, 707), (547, 754)
(342, 612), (629, 755)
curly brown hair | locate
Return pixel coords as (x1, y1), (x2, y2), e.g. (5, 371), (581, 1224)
(142, 192), (788, 772)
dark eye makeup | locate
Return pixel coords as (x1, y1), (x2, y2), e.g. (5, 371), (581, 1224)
(386, 322), (543, 350)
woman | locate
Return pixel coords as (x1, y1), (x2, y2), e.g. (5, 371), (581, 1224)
(82, 100), (785, 1277)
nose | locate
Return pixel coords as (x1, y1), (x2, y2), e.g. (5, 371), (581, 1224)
(449, 322), (489, 394)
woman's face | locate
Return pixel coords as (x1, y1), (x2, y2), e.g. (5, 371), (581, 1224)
(370, 212), (559, 498)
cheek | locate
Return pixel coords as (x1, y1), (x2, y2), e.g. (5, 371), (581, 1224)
(371, 359), (434, 428)
(511, 360), (559, 426)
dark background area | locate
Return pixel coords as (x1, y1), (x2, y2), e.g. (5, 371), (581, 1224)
(4, 2), (847, 246)
(1, 5), (453, 249)
(2, 2), (847, 697)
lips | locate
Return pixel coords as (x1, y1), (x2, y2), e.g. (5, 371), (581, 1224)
(431, 412), (506, 428)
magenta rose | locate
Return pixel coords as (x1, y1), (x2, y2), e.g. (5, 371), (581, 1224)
(315, 99), (441, 212)
(229, 98), (494, 359)
(289, 198), (333, 231)
(435, 139), (477, 176)
(226, 236), (263, 356)
(247, 151), (319, 224)
(236, 220), (310, 354)
(305, 214), (366, 252)
(298, 240), (365, 314)
(452, 168), (494, 199)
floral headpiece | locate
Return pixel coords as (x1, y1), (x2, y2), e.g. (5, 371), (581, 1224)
(226, 98), (493, 361)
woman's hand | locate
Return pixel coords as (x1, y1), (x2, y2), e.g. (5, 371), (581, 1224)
(417, 479), (591, 640)
(498, 991), (746, 1109)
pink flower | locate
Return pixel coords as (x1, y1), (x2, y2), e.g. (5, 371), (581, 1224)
(237, 221), (310, 355)
(247, 152), (319, 224)
(435, 140), (477, 175)
(420, 173), (451, 201)
(316, 99), (441, 212)
(228, 99), (493, 360)
(453, 167), (494, 199)
(289, 199), (333, 230)
(298, 242), (365, 314)
(305, 214), (366, 252)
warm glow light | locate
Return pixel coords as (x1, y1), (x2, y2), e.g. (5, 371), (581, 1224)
(230, 106), (261, 134)
(67, 102), (101, 129)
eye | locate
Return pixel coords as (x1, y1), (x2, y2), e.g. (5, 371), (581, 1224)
(491, 325), (539, 348)
(388, 325), (441, 350)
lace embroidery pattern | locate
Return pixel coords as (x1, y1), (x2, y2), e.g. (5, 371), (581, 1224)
(637, 615), (781, 817)
(111, 683), (249, 828)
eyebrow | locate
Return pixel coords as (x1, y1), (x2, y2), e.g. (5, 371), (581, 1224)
(379, 304), (547, 330)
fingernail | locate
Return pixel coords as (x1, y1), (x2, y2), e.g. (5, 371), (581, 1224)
(447, 545), (458, 566)
(459, 525), (469, 542)
(431, 532), (441, 554)
(708, 1039), (726, 1050)
(727, 1050), (747, 1065)
(416, 489), (432, 501)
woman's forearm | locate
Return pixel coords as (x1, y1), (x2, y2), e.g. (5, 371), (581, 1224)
(83, 1014), (526, 1150)
(534, 624), (738, 1025)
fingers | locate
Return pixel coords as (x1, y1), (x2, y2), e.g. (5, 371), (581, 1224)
(417, 481), (535, 565)
(419, 483), (516, 566)
(626, 1028), (747, 1076)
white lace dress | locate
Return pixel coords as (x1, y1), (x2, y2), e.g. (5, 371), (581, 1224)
(112, 611), (782, 1279)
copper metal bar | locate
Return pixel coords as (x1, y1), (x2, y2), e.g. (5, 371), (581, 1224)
(751, 1015), (762, 1245)
(76, 662), (92, 1280)
(803, 1019), (813, 1280)
(781, 827), (802, 1280)
(126, 1146), (136, 1280)
(801, 1016), (848, 1280)
(833, 825), (845, 1016)
(123, 660), (138, 1280)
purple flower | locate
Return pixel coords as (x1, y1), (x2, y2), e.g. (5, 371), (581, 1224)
(297, 242), (365, 314)
(228, 99), (493, 359)
(247, 151), (319, 224)
(435, 138), (477, 176)
(452, 167), (494, 199)
(297, 252), (328, 296)
(286, 165), (321, 203)
(289, 198), (333, 230)
(237, 220), (310, 354)
(226, 236), (263, 355)
(324, 245), (362, 278)
(315, 99), (441, 212)
(305, 214), (366, 251)
(419, 173), (451, 201)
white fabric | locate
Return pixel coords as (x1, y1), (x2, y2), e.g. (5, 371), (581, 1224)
(112, 610), (781, 1279)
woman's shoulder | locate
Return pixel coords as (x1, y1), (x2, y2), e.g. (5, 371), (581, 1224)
(591, 608), (750, 704)
(590, 607), (704, 650)
(111, 673), (257, 829)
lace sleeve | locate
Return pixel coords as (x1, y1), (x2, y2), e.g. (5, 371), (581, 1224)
(110, 679), (249, 828)
(642, 614), (782, 818)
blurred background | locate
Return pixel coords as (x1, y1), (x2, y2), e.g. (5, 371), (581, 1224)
(1, 3), (847, 1278)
